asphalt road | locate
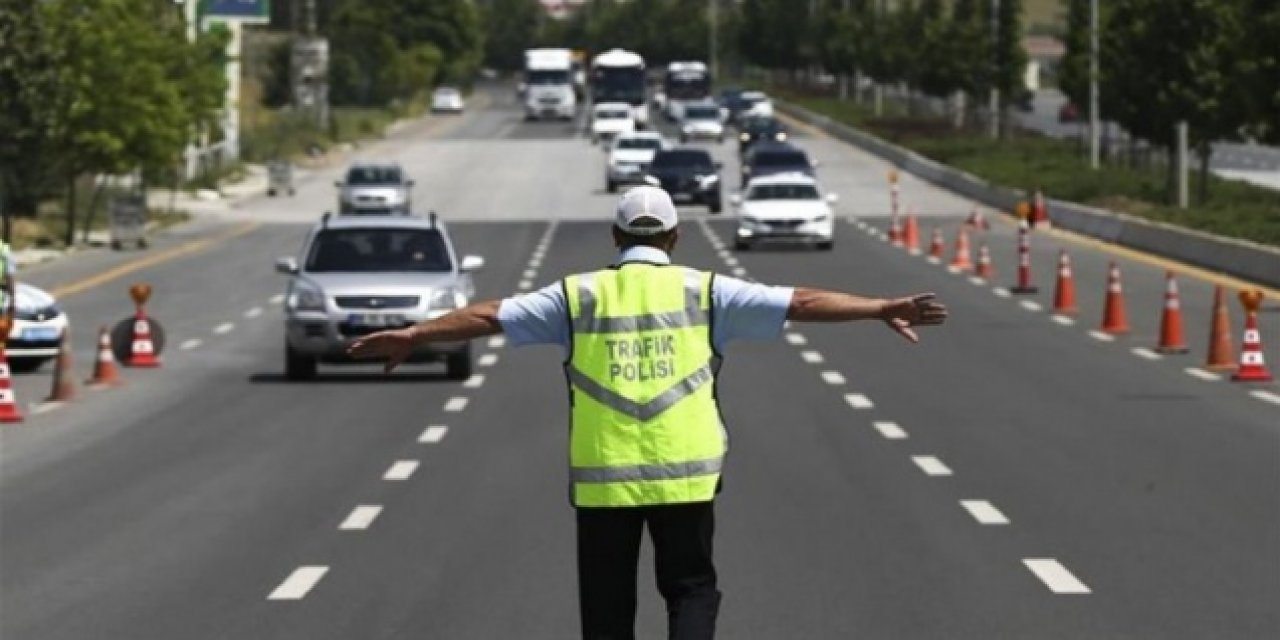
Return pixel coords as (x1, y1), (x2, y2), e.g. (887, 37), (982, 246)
(3, 84), (1278, 639)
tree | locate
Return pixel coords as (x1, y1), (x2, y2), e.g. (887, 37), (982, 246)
(479, 0), (543, 71)
(0, 0), (60, 236)
(1057, 0), (1089, 113)
(993, 0), (1027, 136)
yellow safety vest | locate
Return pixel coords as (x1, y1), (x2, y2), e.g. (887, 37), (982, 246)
(564, 264), (725, 507)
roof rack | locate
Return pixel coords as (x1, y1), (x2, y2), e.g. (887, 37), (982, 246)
(428, 211), (438, 227)
(321, 211), (332, 227)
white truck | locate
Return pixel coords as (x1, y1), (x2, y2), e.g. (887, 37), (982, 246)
(522, 48), (577, 121)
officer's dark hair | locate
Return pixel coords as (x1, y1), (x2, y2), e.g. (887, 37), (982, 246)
(613, 216), (677, 250)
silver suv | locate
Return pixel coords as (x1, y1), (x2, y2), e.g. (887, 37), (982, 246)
(335, 162), (414, 215)
(274, 213), (485, 380)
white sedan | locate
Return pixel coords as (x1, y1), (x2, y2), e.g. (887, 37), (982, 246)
(605, 131), (667, 192)
(431, 86), (465, 114)
(590, 102), (636, 145)
(732, 173), (838, 251)
(7, 283), (70, 372)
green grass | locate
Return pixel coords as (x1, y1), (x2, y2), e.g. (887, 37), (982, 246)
(240, 96), (428, 164)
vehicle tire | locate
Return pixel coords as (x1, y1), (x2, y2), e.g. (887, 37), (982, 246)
(734, 240), (751, 251)
(817, 241), (834, 251)
(284, 344), (317, 381)
(606, 179), (617, 193)
(708, 198), (722, 214)
(267, 189), (277, 197)
(9, 358), (48, 374)
(680, 134), (688, 144)
(446, 345), (472, 381)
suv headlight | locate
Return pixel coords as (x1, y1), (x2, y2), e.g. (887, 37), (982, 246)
(288, 280), (326, 312)
(429, 287), (467, 311)
(697, 174), (720, 189)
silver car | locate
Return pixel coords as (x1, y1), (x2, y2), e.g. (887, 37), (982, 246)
(335, 162), (414, 215)
(275, 213), (485, 380)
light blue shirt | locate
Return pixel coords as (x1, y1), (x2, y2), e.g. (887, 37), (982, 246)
(497, 246), (793, 353)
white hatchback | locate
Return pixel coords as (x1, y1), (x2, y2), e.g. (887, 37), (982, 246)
(732, 173), (838, 251)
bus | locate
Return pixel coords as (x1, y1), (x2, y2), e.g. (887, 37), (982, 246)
(523, 48), (577, 121)
(662, 61), (712, 121)
(590, 48), (648, 129)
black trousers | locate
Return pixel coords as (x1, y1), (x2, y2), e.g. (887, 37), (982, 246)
(576, 501), (722, 640)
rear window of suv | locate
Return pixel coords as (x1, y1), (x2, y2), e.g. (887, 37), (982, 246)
(306, 228), (451, 273)
(751, 150), (809, 167)
(651, 150), (713, 169)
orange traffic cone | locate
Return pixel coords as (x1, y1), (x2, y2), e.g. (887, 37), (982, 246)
(975, 243), (994, 279)
(888, 214), (903, 247)
(1100, 262), (1129, 334)
(1232, 290), (1273, 382)
(45, 328), (75, 402)
(1052, 250), (1077, 315)
(128, 312), (161, 368)
(903, 214), (920, 253)
(928, 227), (944, 260)
(1205, 286), (1236, 371)
(86, 326), (123, 387)
(949, 227), (973, 271)
(0, 318), (22, 423)
(1155, 272), (1189, 354)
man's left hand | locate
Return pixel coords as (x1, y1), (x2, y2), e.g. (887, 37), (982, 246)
(880, 293), (947, 343)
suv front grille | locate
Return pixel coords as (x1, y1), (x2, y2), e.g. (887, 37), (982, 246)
(334, 295), (420, 310)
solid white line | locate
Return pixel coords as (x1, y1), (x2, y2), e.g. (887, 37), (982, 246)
(911, 455), (952, 476)
(1250, 390), (1280, 406)
(732, 267), (747, 277)
(821, 371), (846, 385)
(1051, 315), (1076, 326)
(518, 280), (533, 290)
(463, 374), (485, 389)
(968, 276), (987, 286)
(1088, 330), (1116, 342)
(801, 350), (824, 364)
(1183, 367), (1222, 382)
(383, 460), (420, 481)
(488, 336), (506, 349)
(339, 505), (383, 530)
(873, 421), (907, 439)
(1131, 347), (1162, 361)
(960, 500), (1010, 525)
(993, 287), (1011, 298)
(444, 397), (469, 412)
(1023, 559), (1091, 594)
(522, 269), (537, 279)
(180, 338), (203, 351)
(1019, 300), (1043, 312)
(844, 393), (874, 409)
(244, 307), (264, 319)
(270, 294), (285, 305)
(785, 333), (807, 346)
(419, 425), (449, 443)
(267, 566), (329, 601)
(478, 354), (499, 367)
(213, 322), (235, 335)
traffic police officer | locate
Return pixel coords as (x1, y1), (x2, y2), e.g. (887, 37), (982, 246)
(348, 186), (947, 639)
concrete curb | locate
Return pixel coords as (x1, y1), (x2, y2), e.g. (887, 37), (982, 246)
(776, 100), (1280, 289)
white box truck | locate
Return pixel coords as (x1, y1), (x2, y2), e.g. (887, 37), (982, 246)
(523, 48), (577, 121)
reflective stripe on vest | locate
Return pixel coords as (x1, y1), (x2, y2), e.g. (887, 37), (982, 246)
(565, 264), (724, 507)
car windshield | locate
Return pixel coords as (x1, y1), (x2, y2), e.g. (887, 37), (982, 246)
(527, 69), (570, 85)
(617, 138), (662, 150)
(346, 166), (403, 186)
(306, 228), (451, 273)
(435, 88), (459, 97)
(744, 118), (782, 133)
(597, 108), (630, 119)
(651, 151), (712, 169)
(685, 106), (719, 119)
(748, 184), (820, 200)
(752, 151), (808, 167)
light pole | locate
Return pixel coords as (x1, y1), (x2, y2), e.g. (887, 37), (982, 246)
(1088, 0), (1100, 169)
(989, 0), (1000, 140)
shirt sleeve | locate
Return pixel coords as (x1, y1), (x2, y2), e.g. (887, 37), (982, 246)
(497, 282), (570, 350)
(711, 275), (794, 351)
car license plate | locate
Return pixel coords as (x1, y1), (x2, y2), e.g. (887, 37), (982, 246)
(347, 313), (407, 328)
(672, 192), (693, 202)
(21, 327), (61, 341)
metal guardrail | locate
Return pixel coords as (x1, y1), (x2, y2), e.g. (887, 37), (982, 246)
(777, 100), (1280, 289)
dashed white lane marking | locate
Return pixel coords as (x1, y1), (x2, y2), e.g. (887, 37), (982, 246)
(270, 294), (285, 305)
(244, 307), (264, 319)
(339, 505), (383, 530)
(1251, 390), (1280, 406)
(1184, 367), (1222, 382)
(873, 421), (908, 439)
(213, 323), (235, 335)
(801, 350), (824, 364)
(30, 402), (65, 415)
(419, 425), (449, 443)
(478, 354), (498, 367)
(1023, 559), (1091, 594)
(180, 338), (203, 351)
(968, 276), (987, 286)
(522, 269), (537, 279)
(821, 371), (846, 385)
(518, 280), (533, 290)
(993, 287), (1012, 298)
(383, 460), (420, 481)
(488, 336), (506, 349)
(444, 397), (469, 412)
(1088, 330), (1116, 342)
(268, 566), (329, 601)
(1019, 300), (1043, 312)
(529, 257), (542, 268)
(925, 256), (940, 264)
(1130, 347), (1162, 361)
(960, 500), (1010, 525)
(911, 455), (952, 476)
(723, 257), (739, 267)
(785, 333), (807, 346)
(732, 267), (747, 277)
(1051, 315), (1076, 326)
(844, 393), (874, 409)
(463, 374), (485, 389)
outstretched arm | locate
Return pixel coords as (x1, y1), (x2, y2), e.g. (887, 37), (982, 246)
(787, 288), (947, 343)
(347, 300), (503, 372)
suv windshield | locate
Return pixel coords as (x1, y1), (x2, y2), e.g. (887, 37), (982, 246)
(651, 150), (713, 169)
(752, 151), (808, 167)
(346, 166), (403, 186)
(685, 106), (719, 120)
(618, 138), (662, 150)
(748, 184), (820, 200)
(306, 228), (451, 273)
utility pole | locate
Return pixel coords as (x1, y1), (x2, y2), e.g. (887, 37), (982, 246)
(1088, 0), (1100, 169)
(988, 0), (1000, 140)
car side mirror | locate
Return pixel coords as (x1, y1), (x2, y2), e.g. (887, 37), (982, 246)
(730, 194), (743, 206)
(275, 256), (299, 274)
(406, 179), (416, 187)
(459, 255), (486, 273)
(643, 175), (661, 187)
(334, 181), (344, 188)
(826, 193), (839, 204)
(714, 161), (723, 170)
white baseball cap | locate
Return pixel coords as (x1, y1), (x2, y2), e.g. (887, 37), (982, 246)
(615, 186), (678, 236)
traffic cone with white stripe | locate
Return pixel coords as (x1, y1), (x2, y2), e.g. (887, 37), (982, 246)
(0, 316), (22, 423)
(86, 326), (123, 387)
(949, 227), (973, 272)
(1155, 272), (1189, 354)
(1052, 250), (1077, 315)
(1100, 262), (1129, 334)
(1010, 226), (1038, 294)
(975, 243), (994, 279)
(1205, 286), (1236, 371)
(928, 227), (945, 261)
(45, 328), (75, 402)
(1232, 290), (1273, 382)
(128, 311), (161, 368)
(888, 214), (903, 247)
